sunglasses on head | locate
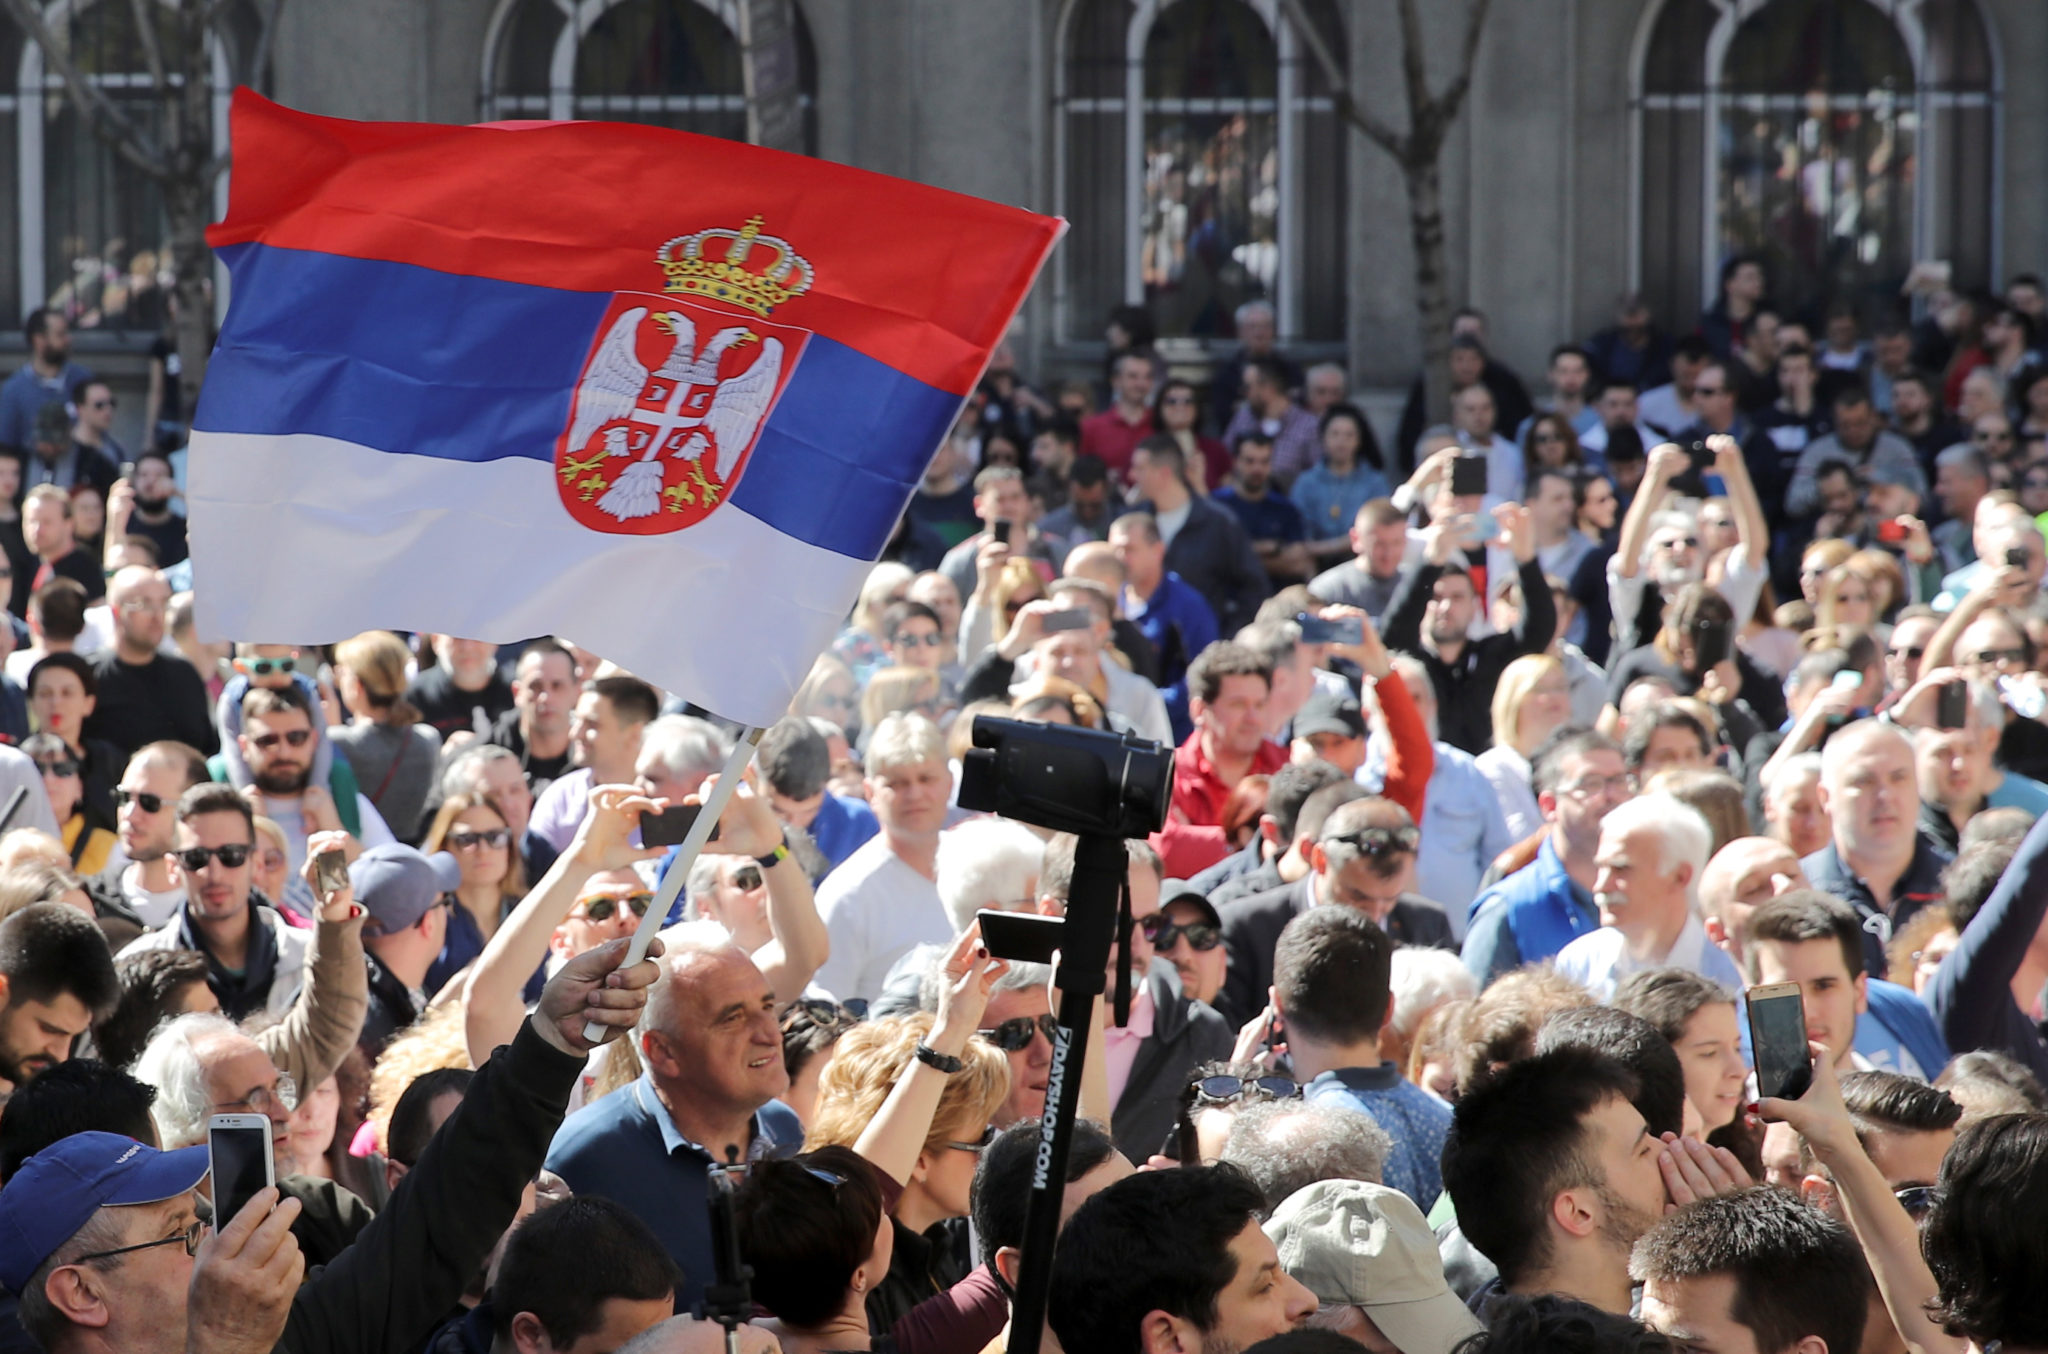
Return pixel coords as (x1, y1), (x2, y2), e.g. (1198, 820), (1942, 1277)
(34, 758), (78, 778)
(576, 892), (652, 922)
(447, 828), (510, 850)
(115, 787), (164, 813)
(242, 657), (295, 676)
(978, 1013), (1061, 1052)
(1193, 1074), (1301, 1105)
(782, 997), (862, 1035)
(1327, 825), (1420, 856)
(1139, 914), (1222, 951)
(178, 843), (251, 870)
(249, 728), (312, 751)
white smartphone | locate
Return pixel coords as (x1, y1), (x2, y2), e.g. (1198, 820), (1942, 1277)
(208, 1113), (275, 1225)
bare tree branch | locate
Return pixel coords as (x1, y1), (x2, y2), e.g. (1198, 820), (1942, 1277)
(248, 0), (285, 90)
(1393, 0), (1432, 134)
(1434, 0), (1497, 132)
(1275, 0), (1406, 157)
(128, 0), (169, 96)
(0, 0), (170, 180)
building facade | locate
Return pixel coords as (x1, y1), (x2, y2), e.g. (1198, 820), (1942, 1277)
(6, 0), (2045, 406)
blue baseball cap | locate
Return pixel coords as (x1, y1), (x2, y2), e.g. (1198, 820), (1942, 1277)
(0, 1133), (209, 1293)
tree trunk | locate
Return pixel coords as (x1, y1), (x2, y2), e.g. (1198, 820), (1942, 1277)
(166, 174), (214, 398)
(1405, 157), (1454, 428)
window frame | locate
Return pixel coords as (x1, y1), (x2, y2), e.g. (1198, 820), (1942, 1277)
(13, 0), (233, 331)
(1051, 0), (1342, 351)
(1628, 0), (2002, 320)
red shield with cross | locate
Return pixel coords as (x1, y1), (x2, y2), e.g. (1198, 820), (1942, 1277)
(553, 293), (808, 535)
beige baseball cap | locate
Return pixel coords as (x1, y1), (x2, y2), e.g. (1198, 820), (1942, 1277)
(1264, 1180), (1483, 1354)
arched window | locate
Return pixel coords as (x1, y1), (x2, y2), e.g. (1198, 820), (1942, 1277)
(483, 0), (817, 153)
(12, 0), (233, 332)
(1055, 0), (1346, 348)
(1634, 0), (1998, 329)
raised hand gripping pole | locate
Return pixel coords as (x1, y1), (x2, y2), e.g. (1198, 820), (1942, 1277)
(580, 724), (763, 1043)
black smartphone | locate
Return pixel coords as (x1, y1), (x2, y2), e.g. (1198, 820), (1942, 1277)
(976, 909), (1064, 964)
(1040, 608), (1094, 633)
(208, 1114), (274, 1227)
(1450, 455), (1489, 497)
(2007, 546), (2028, 568)
(1747, 982), (1813, 1101)
(1936, 680), (1969, 730)
(993, 519), (1013, 546)
(1296, 612), (1364, 645)
(1690, 619), (1732, 673)
(640, 803), (719, 848)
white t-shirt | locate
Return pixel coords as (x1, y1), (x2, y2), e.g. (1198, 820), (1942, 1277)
(1156, 500), (1193, 550)
(120, 865), (189, 929)
(812, 834), (949, 1003)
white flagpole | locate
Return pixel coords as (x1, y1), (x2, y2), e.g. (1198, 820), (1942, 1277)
(582, 723), (764, 1042)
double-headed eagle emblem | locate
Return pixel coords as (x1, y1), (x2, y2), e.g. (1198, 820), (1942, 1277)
(563, 307), (785, 523)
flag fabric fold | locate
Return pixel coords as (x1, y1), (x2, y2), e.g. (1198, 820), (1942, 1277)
(190, 90), (1061, 725)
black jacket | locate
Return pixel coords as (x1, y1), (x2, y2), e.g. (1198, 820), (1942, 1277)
(1112, 964), (1234, 1161)
(1381, 557), (1556, 756)
(1129, 497), (1271, 636)
(280, 1173), (375, 1267)
(279, 1020), (586, 1354)
(79, 863), (145, 951)
(1216, 876), (1456, 1027)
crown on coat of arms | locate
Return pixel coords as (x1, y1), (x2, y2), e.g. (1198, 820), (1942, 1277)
(655, 217), (813, 317)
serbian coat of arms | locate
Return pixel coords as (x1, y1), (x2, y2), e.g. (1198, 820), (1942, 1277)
(554, 217), (812, 534)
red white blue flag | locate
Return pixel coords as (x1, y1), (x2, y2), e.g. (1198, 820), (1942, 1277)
(190, 91), (1061, 723)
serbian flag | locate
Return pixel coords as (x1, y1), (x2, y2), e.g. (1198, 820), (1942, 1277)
(190, 92), (1061, 724)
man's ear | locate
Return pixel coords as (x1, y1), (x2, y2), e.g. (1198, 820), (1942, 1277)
(1671, 861), (1695, 892)
(1550, 1185), (1599, 1241)
(994, 1245), (1023, 1290)
(1798, 1173), (1836, 1217)
(1702, 916), (1730, 951)
(1853, 973), (1869, 1016)
(1305, 841), (1326, 874)
(641, 1029), (683, 1081)
(509, 1309), (551, 1354)
(1139, 1309), (1199, 1354)
(43, 1263), (112, 1330)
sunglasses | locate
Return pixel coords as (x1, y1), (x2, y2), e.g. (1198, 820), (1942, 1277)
(249, 728), (312, 751)
(1327, 826), (1421, 856)
(1889, 645), (1927, 662)
(1139, 915), (1222, 951)
(576, 892), (652, 922)
(892, 632), (943, 648)
(782, 998), (862, 1035)
(946, 1125), (998, 1154)
(34, 758), (79, 778)
(115, 787), (165, 813)
(1893, 1185), (1941, 1219)
(1658, 536), (1702, 550)
(1193, 1074), (1301, 1105)
(1967, 648), (2028, 666)
(178, 843), (252, 870)
(447, 828), (510, 850)
(978, 1013), (1061, 1052)
(1693, 385), (1728, 396)
(242, 657), (296, 676)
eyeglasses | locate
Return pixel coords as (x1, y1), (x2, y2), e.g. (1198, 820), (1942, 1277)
(1894, 1185), (1941, 1219)
(34, 758), (79, 778)
(1975, 430), (2015, 442)
(243, 658), (295, 676)
(215, 1070), (297, 1116)
(1193, 1075), (1301, 1105)
(178, 843), (252, 870)
(1561, 774), (1634, 799)
(118, 598), (167, 614)
(1326, 826), (1420, 856)
(249, 728), (312, 751)
(892, 631), (943, 648)
(1888, 646), (1927, 662)
(978, 1013), (1061, 1052)
(946, 1125), (998, 1154)
(115, 787), (165, 813)
(1139, 915), (1222, 951)
(73, 1219), (206, 1265)
(575, 892), (652, 922)
(1533, 431), (1566, 444)
(447, 828), (510, 850)
(86, 397), (115, 411)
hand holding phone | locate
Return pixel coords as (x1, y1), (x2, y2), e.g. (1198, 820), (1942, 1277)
(311, 848), (349, 899)
(1936, 679), (1970, 730)
(208, 1114), (275, 1229)
(1747, 983), (1813, 1102)
(1449, 456), (1489, 498)
(640, 803), (718, 848)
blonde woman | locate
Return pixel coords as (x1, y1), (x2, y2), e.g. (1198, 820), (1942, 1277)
(804, 1008), (1009, 1327)
(1813, 564), (1877, 635)
(791, 652), (860, 736)
(832, 561), (915, 685)
(856, 667), (943, 754)
(1798, 538), (1855, 606)
(1476, 654), (1572, 840)
(959, 554), (1049, 659)
(330, 630), (442, 842)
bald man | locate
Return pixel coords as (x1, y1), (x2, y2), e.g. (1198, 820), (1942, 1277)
(85, 565), (218, 757)
(1799, 719), (1951, 979)
(1063, 538), (1165, 686)
(1697, 836), (1807, 966)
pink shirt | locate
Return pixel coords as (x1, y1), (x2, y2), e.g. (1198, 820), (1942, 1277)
(1103, 983), (1157, 1110)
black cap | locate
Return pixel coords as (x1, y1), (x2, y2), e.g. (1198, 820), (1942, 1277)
(1294, 687), (1366, 741)
(1159, 879), (1222, 929)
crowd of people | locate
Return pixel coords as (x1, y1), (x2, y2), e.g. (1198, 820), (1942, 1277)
(0, 271), (2040, 1354)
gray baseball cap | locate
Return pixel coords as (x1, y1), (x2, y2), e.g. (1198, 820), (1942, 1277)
(1265, 1180), (1482, 1354)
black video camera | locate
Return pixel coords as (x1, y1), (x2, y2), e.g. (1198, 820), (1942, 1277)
(957, 716), (1173, 838)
